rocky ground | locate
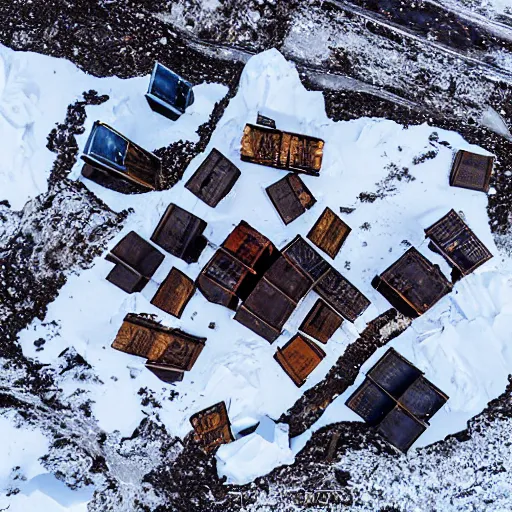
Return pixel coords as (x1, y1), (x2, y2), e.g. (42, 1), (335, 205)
(1, 1), (512, 511)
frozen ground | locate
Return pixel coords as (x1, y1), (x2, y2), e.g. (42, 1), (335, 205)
(0, 42), (505, 497)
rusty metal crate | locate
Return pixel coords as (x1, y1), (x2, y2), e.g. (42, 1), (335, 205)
(185, 148), (241, 208)
(105, 231), (164, 294)
(425, 209), (492, 276)
(398, 375), (448, 422)
(281, 235), (330, 282)
(377, 405), (427, 453)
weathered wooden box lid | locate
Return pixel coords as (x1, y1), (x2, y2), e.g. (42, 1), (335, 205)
(376, 247), (452, 316)
(222, 220), (278, 270)
(425, 209), (492, 276)
(190, 401), (234, 453)
(377, 405), (427, 453)
(266, 173), (316, 225)
(345, 377), (396, 425)
(151, 267), (195, 318)
(240, 124), (324, 176)
(314, 267), (370, 323)
(281, 235), (330, 282)
(398, 375), (448, 422)
(151, 203), (207, 263)
(264, 256), (312, 303)
(112, 314), (205, 372)
(185, 148), (241, 208)
(307, 207), (351, 259)
(274, 334), (326, 387)
(299, 299), (343, 344)
(366, 348), (423, 399)
(449, 150), (494, 193)
(106, 231), (164, 294)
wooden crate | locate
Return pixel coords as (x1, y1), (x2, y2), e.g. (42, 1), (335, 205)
(151, 203), (207, 263)
(266, 173), (316, 225)
(105, 231), (164, 294)
(151, 268), (195, 318)
(190, 402), (234, 453)
(274, 334), (326, 387)
(307, 207), (351, 259)
(185, 148), (241, 207)
(299, 299), (343, 344)
(449, 149), (493, 193)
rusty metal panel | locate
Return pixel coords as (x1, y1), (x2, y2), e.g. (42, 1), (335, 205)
(281, 235), (330, 282)
(233, 305), (282, 343)
(367, 348), (423, 399)
(345, 378), (396, 425)
(105, 231), (164, 293)
(196, 272), (239, 310)
(222, 220), (277, 270)
(314, 267), (370, 322)
(398, 376), (448, 422)
(240, 124), (324, 176)
(449, 150), (493, 193)
(299, 299), (343, 344)
(377, 405), (427, 453)
(185, 148), (241, 207)
(152, 329), (205, 371)
(307, 207), (351, 259)
(274, 334), (326, 387)
(151, 267), (195, 318)
(425, 209), (492, 276)
(377, 247), (452, 316)
(266, 173), (316, 225)
(190, 402), (234, 454)
(151, 203), (207, 263)
(264, 256), (312, 303)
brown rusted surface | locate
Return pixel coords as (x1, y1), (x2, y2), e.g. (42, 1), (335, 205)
(449, 149), (494, 193)
(274, 334), (326, 387)
(299, 299), (343, 344)
(185, 148), (241, 208)
(266, 173), (316, 225)
(151, 203), (207, 263)
(112, 314), (205, 381)
(240, 124), (324, 176)
(190, 402), (234, 454)
(281, 235), (330, 282)
(151, 267), (196, 318)
(105, 231), (164, 294)
(425, 209), (493, 276)
(307, 207), (351, 259)
(346, 348), (448, 453)
(264, 256), (312, 303)
(375, 247), (452, 317)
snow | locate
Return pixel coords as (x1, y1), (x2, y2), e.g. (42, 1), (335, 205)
(1, 43), (507, 490)
(216, 417), (294, 485)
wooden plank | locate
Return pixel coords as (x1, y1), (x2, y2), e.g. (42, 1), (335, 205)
(151, 267), (195, 318)
(185, 148), (241, 207)
(307, 207), (351, 259)
(274, 334), (326, 387)
(299, 299), (343, 344)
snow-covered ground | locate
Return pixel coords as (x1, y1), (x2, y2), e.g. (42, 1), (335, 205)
(1, 41), (510, 495)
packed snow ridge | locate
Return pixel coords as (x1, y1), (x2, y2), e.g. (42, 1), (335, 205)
(0, 43), (510, 503)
